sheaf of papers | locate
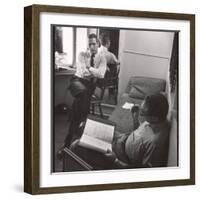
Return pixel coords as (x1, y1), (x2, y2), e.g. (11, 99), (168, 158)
(122, 102), (134, 109)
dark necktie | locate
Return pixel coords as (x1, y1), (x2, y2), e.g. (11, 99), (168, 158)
(90, 54), (96, 84)
(90, 54), (95, 67)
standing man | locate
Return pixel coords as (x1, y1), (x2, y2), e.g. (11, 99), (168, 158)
(59, 33), (107, 152)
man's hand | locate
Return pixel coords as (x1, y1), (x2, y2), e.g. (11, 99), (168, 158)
(80, 51), (91, 69)
(131, 105), (140, 130)
(104, 150), (117, 164)
(84, 57), (91, 70)
(131, 105), (140, 113)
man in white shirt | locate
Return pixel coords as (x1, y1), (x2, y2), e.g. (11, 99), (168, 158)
(61, 33), (107, 148)
(75, 48), (107, 80)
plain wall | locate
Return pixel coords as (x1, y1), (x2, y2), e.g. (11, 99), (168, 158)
(118, 30), (174, 96)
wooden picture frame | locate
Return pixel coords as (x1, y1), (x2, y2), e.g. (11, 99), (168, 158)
(24, 4), (195, 194)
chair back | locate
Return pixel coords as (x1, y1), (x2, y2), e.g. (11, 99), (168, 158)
(104, 64), (120, 87)
(95, 64), (120, 104)
(167, 110), (178, 166)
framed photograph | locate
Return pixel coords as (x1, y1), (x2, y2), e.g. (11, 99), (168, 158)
(24, 4), (195, 194)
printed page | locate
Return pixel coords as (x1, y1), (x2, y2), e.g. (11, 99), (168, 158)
(83, 119), (115, 143)
(79, 134), (112, 153)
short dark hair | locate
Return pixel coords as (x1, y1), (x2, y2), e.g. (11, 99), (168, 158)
(101, 33), (110, 46)
(88, 33), (98, 41)
(142, 93), (169, 122)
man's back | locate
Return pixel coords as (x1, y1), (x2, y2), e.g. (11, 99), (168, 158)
(125, 120), (170, 168)
(98, 45), (119, 65)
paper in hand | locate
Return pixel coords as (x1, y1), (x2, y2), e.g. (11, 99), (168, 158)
(122, 102), (134, 109)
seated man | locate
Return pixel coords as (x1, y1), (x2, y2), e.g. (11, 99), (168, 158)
(70, 93), (170, 169)
(60, 33), (107, 149)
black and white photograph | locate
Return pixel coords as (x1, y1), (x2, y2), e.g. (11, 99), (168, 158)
(52, 25), (178, 173)
(24, 5), (195, 194)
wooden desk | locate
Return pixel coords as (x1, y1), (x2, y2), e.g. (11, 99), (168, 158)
(54, 68), (76, 108)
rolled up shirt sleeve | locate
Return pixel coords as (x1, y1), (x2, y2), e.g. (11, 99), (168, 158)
(75, 52), (91, 78)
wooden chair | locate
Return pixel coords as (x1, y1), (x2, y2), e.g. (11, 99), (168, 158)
(105, 64), (120, 105)
(90, 64), (120, 118)
(90, 85), (106, 118)
(63, 147), (93, 172)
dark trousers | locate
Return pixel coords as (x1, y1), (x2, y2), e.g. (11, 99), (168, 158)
(64, 76), (96, 147)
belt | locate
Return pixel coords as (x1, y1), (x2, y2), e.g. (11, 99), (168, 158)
(74, 75), (95, 83)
